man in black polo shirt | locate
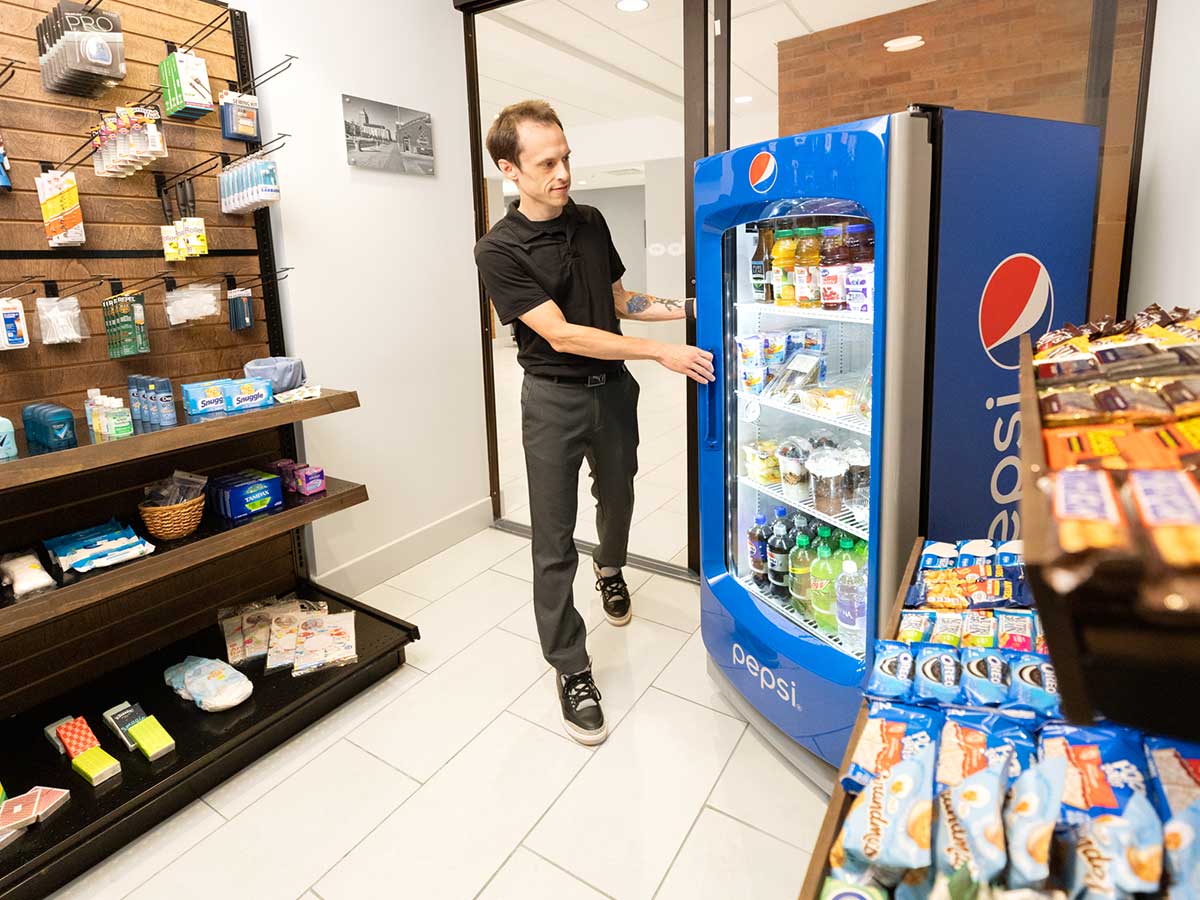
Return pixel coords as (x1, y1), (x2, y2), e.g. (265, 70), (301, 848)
(475, 100), (714, 746)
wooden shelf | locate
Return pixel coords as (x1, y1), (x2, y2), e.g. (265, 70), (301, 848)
(0, 477), (368, 641)
(0, 390), (360, 494)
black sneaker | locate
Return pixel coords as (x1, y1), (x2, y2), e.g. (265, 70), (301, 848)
(559, 668), (607, 745)
(595, 567), (632, 626)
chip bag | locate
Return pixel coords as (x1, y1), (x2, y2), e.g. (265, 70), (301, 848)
(1005, 756), (1068, 890)
(842, 743), (936, 870)
(1144, 735), (1200, 821)
(867, 640), (914, 701)
(843, 702), (943, 794)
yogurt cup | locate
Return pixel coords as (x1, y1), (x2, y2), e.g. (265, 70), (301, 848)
(761, 332), (787, 366)
(736, 334), (765, 367)
(740, 364), (768, 395)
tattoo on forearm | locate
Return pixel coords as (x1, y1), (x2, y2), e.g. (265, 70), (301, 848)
(624, 293), (683, 315)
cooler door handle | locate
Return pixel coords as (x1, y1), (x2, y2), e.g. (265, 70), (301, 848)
(701, 356), (718, 450)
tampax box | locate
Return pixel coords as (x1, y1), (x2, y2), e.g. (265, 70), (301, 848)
(222, 378), (273, 413)
(182, 379), (232, 416)
(211, 469), (283, 521)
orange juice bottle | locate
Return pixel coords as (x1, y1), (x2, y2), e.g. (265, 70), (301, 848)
(770, 227), (798, 305)
(794, 227), (821, 308)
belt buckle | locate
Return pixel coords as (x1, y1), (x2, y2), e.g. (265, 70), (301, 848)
(586, 374), (606, 388)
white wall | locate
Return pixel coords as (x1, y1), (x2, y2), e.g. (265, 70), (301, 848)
(641, 157), (687, 345)
(1126, 0), (1199, 315)
(571, 185), (647, 294)
(241, 0), (490, 594)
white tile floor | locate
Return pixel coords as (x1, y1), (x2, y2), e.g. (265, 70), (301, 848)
(52, 526), (829, 900)
(493, 343), (690, 565)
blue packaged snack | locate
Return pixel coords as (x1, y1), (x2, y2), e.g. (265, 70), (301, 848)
(1144, 735), (1200, 821)
(1005, 756), (1068, 889)
(936, 709), (1035, 795)
(1006, 653), (1061, 718)
(842, 743), (935, 871)
(1068, 791), (1163, 899)
(1165, 798), (1200, 899)
(818, 879), (886, 900)
(912, 643), (962, 706)
(1040, 722), (1152, 828)
(842, 701), (943, 794)
(961, 647), (1011, 706)
(996, 540), (1024, 566)
(956, 539), (996, 566)
(936, 748), (1011, 881)
(867, 640), (914, 701)
(920, 541), (957, 570)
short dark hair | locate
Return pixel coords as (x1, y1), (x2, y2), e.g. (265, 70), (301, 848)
(486, 100), (563, 169)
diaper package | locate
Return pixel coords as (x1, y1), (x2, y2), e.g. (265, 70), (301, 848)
(182, 659), (253, 712)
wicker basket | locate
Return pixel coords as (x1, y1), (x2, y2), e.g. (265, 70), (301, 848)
(138, 494), (206, 541)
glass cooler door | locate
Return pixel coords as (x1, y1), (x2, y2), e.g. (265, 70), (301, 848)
(725, 202), (878, 662)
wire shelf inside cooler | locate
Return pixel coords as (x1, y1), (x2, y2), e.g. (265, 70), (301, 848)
(737, 475), (869, 540)
(736, 390), (870, 436)
(737, 575), (865, 660)
(734, 302), (873, 325)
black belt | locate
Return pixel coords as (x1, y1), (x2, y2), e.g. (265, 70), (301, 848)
(534, 368), (626, 387)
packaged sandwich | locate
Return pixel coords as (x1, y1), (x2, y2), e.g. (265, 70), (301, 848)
(1128, 469), (1200, 569)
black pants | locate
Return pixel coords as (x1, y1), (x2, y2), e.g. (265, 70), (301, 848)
(521, 371), (640, 675)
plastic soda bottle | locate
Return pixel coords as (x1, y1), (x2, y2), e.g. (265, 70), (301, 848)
(767, 518), (792, 599)
(837, 536), (856, 567)
(844, 222), (875, 314)
(835, 559), (867, 654)
(793, 227), (822, 308)
(808, 544), (838, 633)
(815, 525), (834, 554)
(818, 225), (849, 311)
(750, 226), (774, 304)
(853, 539), (869, 571)
(770, 228), (798, 305)
(788, 534), (813, 615)
(748, 514), (769, 590)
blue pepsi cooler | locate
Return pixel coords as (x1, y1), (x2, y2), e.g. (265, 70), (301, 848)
(692, 107), (1098, 774)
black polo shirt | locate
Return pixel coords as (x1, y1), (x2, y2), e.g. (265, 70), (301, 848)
(474, 198), (626, 378)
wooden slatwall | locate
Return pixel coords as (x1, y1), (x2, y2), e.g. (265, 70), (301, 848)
(0, 0), (270, 426)
(0, 0), (301, 718)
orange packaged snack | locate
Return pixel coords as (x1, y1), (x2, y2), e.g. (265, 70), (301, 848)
(1043, 424), (1133, 471)
(1114, 417), (1200, 470)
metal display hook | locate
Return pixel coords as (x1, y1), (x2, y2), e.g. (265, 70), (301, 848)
(236, 267), (293, 291)
(232, 55), (298, 94)
(0, 275), (43, 294)
(177, 8), (231, 54)
(0, 58), (20, 92)
(52, 275), (116, 296)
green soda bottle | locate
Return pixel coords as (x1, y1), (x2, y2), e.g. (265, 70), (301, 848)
(853, 539), (869, 571)
(788, 534), (813, 615)
(837, 536), (856, 567)
(808, 544), (838, 633)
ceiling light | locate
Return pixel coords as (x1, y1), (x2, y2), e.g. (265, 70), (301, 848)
(734, 95), (753, 104)
(616, 0), (649, 11)
(884, 35), (925, 52)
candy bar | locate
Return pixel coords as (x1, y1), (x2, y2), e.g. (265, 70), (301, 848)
(1128, 469), (1200, 568)
(1051, 469), (1132, 556)
(1042, 423), (1132, 471)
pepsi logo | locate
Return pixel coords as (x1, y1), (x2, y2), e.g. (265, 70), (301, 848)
(978, 253), (1055, 370)
(748, 151), (777, 194)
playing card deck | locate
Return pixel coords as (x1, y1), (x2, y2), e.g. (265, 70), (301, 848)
(0, 791), (40, 831)
(55, 717), (99, 759)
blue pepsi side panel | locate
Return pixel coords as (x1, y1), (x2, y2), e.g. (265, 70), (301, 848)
(694, 116), (893, 766)
(925, 109), (1100, 542)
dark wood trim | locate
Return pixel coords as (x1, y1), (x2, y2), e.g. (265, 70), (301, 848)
(1083, 0), (1118, 317)
(684, 0), (709, 574)
(462, 10), (503, 520)
(0, 478), (368, 642)
(1116, 0), (1157, 320)
(0, 390), (359, 493)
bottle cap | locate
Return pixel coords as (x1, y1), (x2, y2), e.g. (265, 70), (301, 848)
(796, 535), (809, 547)
(754, 514), (766, 525)
(818, 545), (832, 557)
(843, 560), (858, 574)
(846, 223), (871, 233)
(774, 506), (786, 517)
(774, 229), (792, 238)
(818, 525), (831, 536)
(795, 227), (818, 237)
(821, 226), (841, 237)
(840, 537), (854, 549)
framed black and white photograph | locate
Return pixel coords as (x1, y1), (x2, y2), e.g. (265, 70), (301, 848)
(342, 94), (435, 175)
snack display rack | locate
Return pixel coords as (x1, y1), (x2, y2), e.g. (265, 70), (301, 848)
(797, 538), (921, 898)
(0, 5), (417, 897)
(1017, 335), (1200, 742)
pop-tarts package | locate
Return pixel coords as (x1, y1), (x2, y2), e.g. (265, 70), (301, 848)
(842, 743), (935, 871)
(961, 647), (1011, 706)
(1068, 791), (1163, 899)
(996, 540), (1025, 566)
(912, 643), (962, 706)
(936, 709), (1035, 795)
(843, 701), (943, 795)
(1006, 653), (1061, 718)
(957, 539), (997, 566)
(1165, 797), (1200, 899)
(898, 610), (935, 644)
(920, 541), (958, 570)
(997, 610), (1036, 652)
(1005, 756), (1068, 889)
(1040, 721), (1151, 827)
(867, 640), (914, 701)
(1144, 735), (1200, 821)
(936, 747), (1012, 881)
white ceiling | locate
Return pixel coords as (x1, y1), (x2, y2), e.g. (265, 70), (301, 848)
(477, 0), (935, 130)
